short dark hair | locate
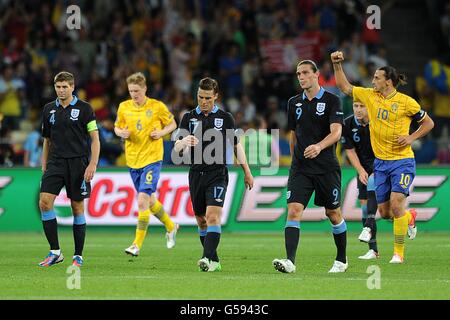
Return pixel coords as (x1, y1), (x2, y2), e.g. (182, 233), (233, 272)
(199, 77), (219, 94)
(378, 66), (407, 88)
(297, 60), (319, 72)
(54, 71), (74, 85)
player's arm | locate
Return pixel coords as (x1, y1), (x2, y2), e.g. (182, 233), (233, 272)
(41, 138), (50, 172)
(228, 113), (253, 190)
(398, 114), (434, 146)
(398, 99), (435, 146)
(286, 98), (297, 157)
(114, 126), (130, 139)
(84, 125), (100, 183)
(114, 104), (130, 139)
(331, 51), (353, 97)
(40, 107), (50, 172)
(173, 113), (198, 153)
(345, 148), (368, 185)
(152, 103), (178, 139)
(234, 142), (254, 190)
(150, 119), (177, 140)
(174, 135), (198, 153)
(289, 131), (296, 156)
(162, 119), (177, 135)
(304, 123), (342, 159)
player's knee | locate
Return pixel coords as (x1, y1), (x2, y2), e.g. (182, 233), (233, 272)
(148, 195), (157, 209)
(287, 208), (301, 220)
(137, 199), (149, 212)
(325, 209), (341, 224)
(206, 216), (220, 226)
(205, 213), (220, 225)
(378, 206), (391, 219)
(70, 201), (84, 214)
(39, 198), (52, 212)
(325, 209), (339, 218)
(390, 205), (404, 217)
(196, 217), (207, 229)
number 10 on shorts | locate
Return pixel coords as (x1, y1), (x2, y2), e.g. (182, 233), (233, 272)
(399, 173), (411, 189)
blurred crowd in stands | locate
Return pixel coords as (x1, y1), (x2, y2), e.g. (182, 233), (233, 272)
(0, 0), (449, 168)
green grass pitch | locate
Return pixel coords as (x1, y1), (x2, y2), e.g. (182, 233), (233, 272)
(1, 230), (450, 300)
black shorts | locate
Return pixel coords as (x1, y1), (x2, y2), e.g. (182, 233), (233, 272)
(287, 169), (341, 209)
(40, 156), (91, 201)
(357, 177), (368, 200)
(189, 167), (229, 216)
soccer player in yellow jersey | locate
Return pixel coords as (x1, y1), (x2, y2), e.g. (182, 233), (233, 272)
(114, 72), (178, 257)
(331, 51), (434, 263)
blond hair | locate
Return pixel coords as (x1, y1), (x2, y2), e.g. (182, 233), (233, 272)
(126, 72), (147, 87)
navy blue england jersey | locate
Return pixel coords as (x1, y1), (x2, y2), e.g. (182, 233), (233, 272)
(41, 96), (97, 158)
(287, 87), (343, 174)
(342, 115), (375, 174)
(175, 105), (238, 172)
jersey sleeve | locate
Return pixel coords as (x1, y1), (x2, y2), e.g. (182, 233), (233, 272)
(287, 98), (296, 131)
(84, 103), (98, 132)
(341, 121), (355, 149)
(406, 97), (427, 123)
(158, 102), (175, 126)
(329, 95), (344, 124)
(115, 103), (126, 128)
(352, 86), (372, 107)
(41, 105), (50, 138)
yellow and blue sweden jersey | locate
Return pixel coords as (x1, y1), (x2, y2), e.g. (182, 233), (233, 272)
(352, 87), (426, 160)
(115, 98), (174, 169)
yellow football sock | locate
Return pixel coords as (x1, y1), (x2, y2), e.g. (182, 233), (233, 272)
(151, 200), (175, 232)
(393, 212), (409, 257)
(133, 209), (150, 248)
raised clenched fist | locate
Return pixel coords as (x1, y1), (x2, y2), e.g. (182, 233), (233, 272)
(330, 51), (345, 63)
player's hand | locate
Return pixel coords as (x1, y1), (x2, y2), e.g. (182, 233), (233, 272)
(397, 135), (413, 146)
(150, 129), (163, 140)
(84, 163), (97, 183)
(358, 169), (369, 185)
(304, 144), (322, 159)
(244, 172), (254, 190)
(41, 165), (47, 173)
(182, 135), (199, 147)
(120, 126), (130, 139)
(331, 51), (345, 63)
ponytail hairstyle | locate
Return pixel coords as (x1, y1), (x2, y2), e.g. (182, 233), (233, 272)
(378, 66), (407, 88)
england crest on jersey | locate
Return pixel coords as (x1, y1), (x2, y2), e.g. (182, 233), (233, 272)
(214, 118), (223, 130)
(316, 103), (326, 116)
(70, 109), (80, 121)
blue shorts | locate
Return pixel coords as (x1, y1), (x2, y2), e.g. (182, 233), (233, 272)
(129, 161), (162, 195)
(374, 158), (415, 204)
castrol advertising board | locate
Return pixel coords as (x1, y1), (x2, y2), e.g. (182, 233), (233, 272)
(54, 172), (238, 226)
